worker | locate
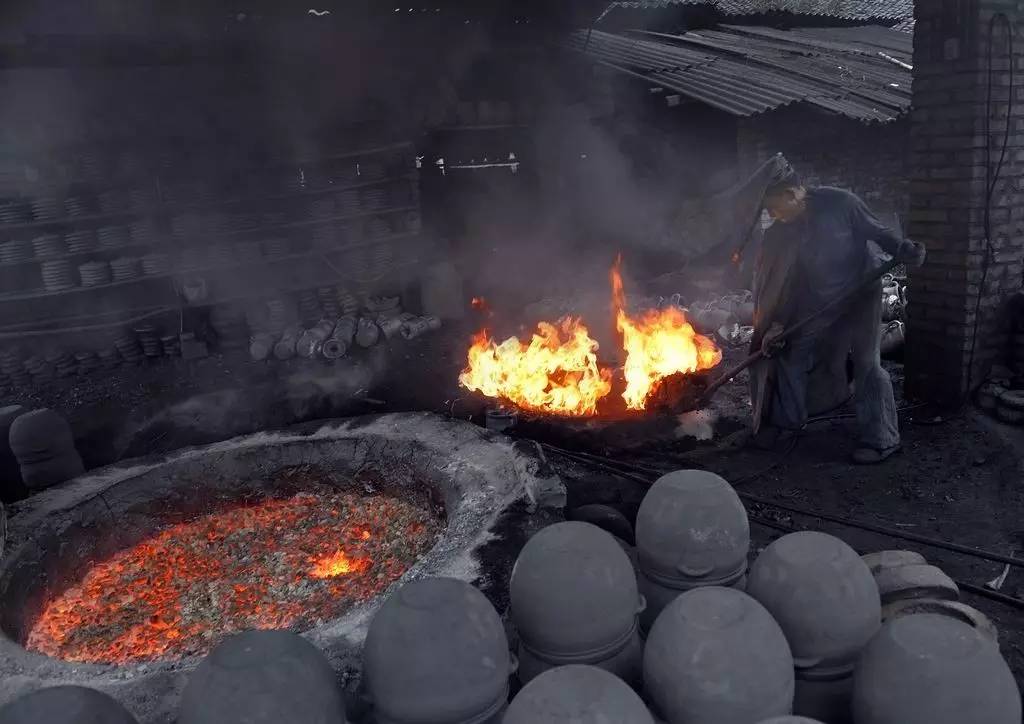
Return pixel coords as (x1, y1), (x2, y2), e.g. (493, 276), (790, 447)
(748, 159), (926, 464)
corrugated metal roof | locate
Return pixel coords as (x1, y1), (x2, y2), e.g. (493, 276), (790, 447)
(566, 25), (912, 122)
(608, 0), (913, 20)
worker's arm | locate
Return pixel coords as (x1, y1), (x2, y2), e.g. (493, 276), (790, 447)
(848, 193), (926, 267)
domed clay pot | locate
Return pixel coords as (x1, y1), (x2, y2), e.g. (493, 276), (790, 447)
(504, 665), (654, 724)
(363, 576), (512, 724)
(0, 685), (138, 724)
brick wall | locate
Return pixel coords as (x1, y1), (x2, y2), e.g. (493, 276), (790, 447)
(904, 0), (1024, 404)
(736, 108), (911, 228)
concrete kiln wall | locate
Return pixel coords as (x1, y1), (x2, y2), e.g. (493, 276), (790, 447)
(737, 108), (911, 228)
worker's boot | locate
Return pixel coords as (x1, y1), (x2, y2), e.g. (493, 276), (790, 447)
(851, 444), (901, 465)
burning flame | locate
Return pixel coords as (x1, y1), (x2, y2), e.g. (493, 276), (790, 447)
(459, 255), (721, 415)
(611, 257), (722, 409)
(458, 318), (612, 416)
(310, 550), (371, 578)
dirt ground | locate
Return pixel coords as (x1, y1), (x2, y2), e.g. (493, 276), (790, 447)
(3, 324), (1024, 685)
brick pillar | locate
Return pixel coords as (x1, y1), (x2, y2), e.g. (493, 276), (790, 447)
(905, 0), (1024, 405)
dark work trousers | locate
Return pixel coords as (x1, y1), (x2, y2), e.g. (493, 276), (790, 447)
(766, 281), (900, 450)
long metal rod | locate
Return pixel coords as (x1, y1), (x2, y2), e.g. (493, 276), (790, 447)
(699, 257), (900, 404)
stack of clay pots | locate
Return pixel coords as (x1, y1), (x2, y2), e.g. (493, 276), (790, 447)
(509, 521), (645, 688)
(635, 470), (750, 634)
(363, 577), (512, 724)
(747, 531), (881, 724)
(8, 408), (84, 492)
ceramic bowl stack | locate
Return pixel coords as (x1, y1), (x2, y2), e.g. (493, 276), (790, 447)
(29, 197), (60, 222)
(98, 189), (127, 214)
(63, 196), (91, 218)
(318, 287), (341, 318)
(140, 253), (171, 277)
(337, 287), (360, 317)
(110, 257), (140, 283)
(32, 234), (65, 258)
(98, 348), (120, 372)
(337, 191), (361, 217)
(75, 351), (100, 375)
(114, 334), (143, 365)
(265, 298), (293, 335)
(373, 242), (394, 278)
(50, 350), (77, 378)
(78, 261), (112, 287)
(0, 349), (29, 387)
(297, 291), (322, 326)
(41, 260), (75, 292)
(361, 188), (387, 211)
(0, 200), (29, 225)
(65, 230), (96, 255)
(261, 237), (290, 259)
(97, 226), (129, 250)
(23, 355), (54, 385)
(0, 241), (30, 264)
(76, 151), (103, 183)
(134, 324), (163, 358)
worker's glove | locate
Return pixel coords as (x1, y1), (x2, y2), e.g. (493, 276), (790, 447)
(897, 240), (927, 268)
(761, 322), (786, 358)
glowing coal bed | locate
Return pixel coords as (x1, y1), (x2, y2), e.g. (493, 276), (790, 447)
(26, 473), (443, 665)
(0, 413), (559, 723)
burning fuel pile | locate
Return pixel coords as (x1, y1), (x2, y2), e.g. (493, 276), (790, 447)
(459, 257), (722, 416)
(25, 476), (442, 665)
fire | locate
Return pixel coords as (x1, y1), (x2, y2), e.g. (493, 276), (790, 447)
(458, 318), (612, 416)
(459, 255), (722, 415)
(310, 549), (371, 578)
(26, 485), (442, 664)
(611, 257), (722, 409)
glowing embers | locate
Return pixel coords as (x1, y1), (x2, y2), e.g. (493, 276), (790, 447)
(26, 487), (442, 665)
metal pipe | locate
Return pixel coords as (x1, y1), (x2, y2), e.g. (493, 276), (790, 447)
(400, 315), (442, 340)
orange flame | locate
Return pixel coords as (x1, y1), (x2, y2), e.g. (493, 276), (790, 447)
(611, 256), (722, 409)
(310, 550), (371, 578)
(458, 318), (613, 416)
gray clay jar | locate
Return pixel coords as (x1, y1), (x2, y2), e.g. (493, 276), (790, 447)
(178, 629), (347, 724)
(363, 577), (512, 724)
(644, 586), (795, 724)
(851, 613), (1021, 724)
(0, 685), (138, 724)
(747, 531), (880, 669)
(510, 522), (643, 661)
(503, 665), (654, 724)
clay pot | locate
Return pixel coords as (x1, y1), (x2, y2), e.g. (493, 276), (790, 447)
(504, 665), (654, 724)
(179, 630), (346, 724)
(510, 522), (644, 685)
(0, 405), (27, 501)
(0, 685), (138, 724)
(756, 718), (825, 724)
(363, 577), (512, 724)
(9, 408), (84, 491)
(636, 470), (749, 633)
(644, 586), (795, 724)
(747, 531), (880, 669)
(851, 614), (1021, 724)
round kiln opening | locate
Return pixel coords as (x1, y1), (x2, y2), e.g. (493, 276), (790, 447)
(22, 465), (444, 665)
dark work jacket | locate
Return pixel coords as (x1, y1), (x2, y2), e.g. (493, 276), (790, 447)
(748, 187), (904, 432)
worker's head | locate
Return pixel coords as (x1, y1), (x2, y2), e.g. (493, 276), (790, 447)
(763, 165), (807, 223)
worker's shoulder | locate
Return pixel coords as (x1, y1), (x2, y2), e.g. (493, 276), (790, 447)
(811, 186), (861, 203)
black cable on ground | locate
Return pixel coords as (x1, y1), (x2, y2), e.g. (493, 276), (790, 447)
(543, 442), (1024, 571)
(748, 513), (1024, 613)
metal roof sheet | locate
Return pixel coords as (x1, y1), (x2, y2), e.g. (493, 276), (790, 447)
(567, 25), (911, 122)
(607, 0), (913, 20)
